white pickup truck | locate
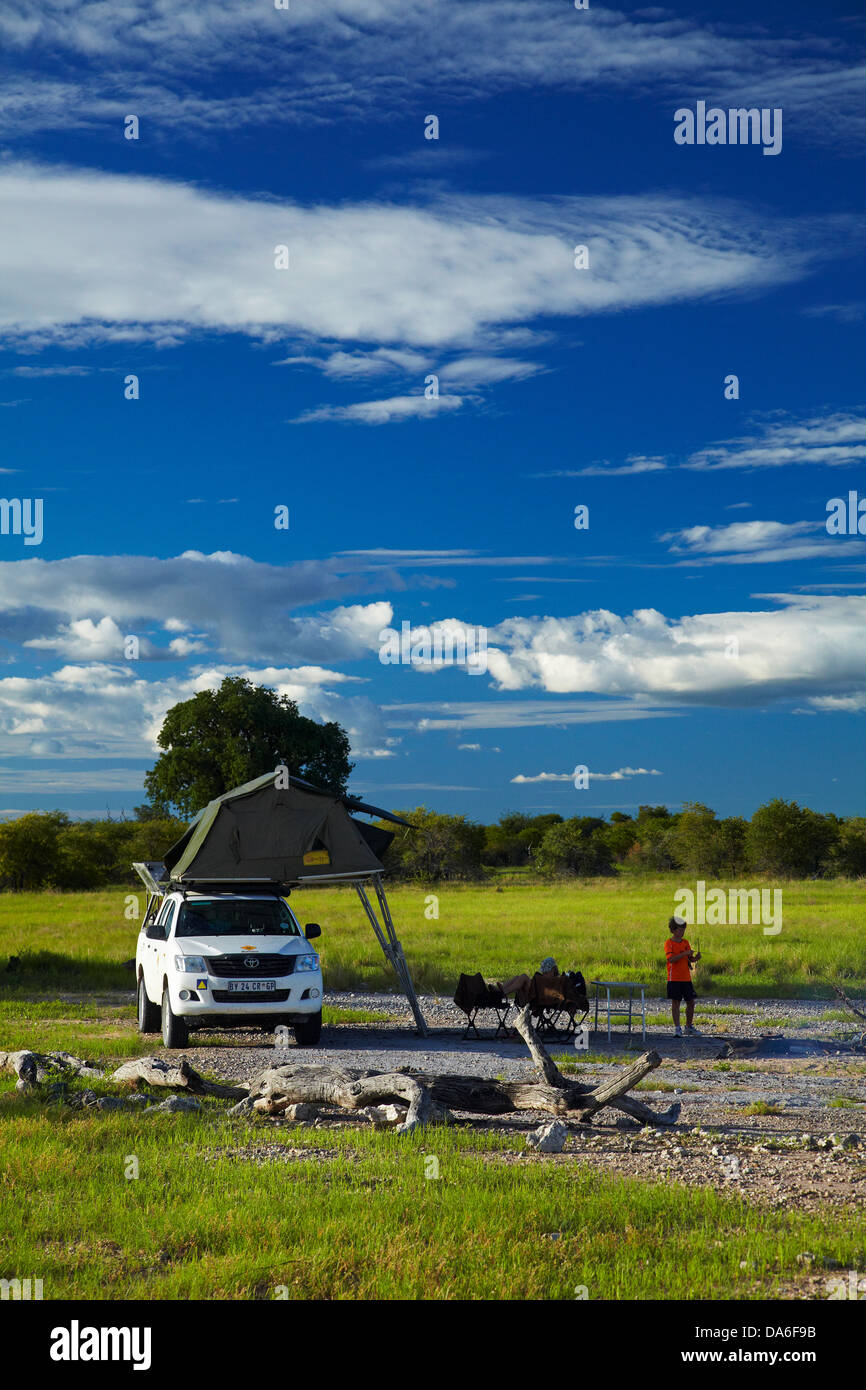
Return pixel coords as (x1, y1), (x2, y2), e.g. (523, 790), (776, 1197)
(134, 882), (323, 1050)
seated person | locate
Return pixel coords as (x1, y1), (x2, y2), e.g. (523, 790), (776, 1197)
(498, 956), (559, 997)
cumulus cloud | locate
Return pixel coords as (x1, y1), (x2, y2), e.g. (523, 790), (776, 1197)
(0, 166), (817, 352)
(0, 660), (394, 762)
(481, 595), (866, 705)
(0, 551), (394, 664)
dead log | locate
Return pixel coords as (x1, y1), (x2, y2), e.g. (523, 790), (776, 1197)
(0, 1050), (104, 1084)
(512, 1005), (569, 1086)
(111, 1056), (246, 1098)
(239, 1003), (671, 1131)
(247, 1064), (451, 1133)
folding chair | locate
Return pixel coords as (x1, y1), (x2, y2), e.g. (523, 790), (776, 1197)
(520, 969), (589, 1041)
(453, 972), (511, 1040)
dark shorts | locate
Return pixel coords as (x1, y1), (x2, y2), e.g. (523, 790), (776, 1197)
(667, 981), (696, 1001)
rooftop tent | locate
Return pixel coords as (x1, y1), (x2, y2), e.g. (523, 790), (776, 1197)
(163, 770), (403, 885)
(159, 770), (428, 1034)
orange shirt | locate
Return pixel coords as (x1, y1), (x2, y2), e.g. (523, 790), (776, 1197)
(665, 936), (692, 982)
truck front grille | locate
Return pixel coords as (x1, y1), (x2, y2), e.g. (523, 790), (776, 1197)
(208, 954), (297, 978)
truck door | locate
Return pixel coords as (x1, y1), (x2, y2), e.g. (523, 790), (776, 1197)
(144, 899), (174, 1001)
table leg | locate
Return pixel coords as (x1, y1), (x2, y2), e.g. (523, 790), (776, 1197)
(606, 987), (611, 1043)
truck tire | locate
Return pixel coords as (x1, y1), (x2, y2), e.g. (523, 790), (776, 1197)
(161, 984), (189, 1049)
(293, 1010), (322, 1047)
(137, 976), (160, 1034)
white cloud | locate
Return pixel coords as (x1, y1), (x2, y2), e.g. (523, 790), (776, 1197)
(511, 767), (661, 783)
(660, 519), (860, 566)
(0, 660), (394, 762)
(0, 2), (862, 148)
(292, 394), (464, 425)
(481, 594), (866, 705)
(0, 551), (394, 663)
(274, 346), (430, 379)
(438, 356), (544, 387)
(0, 165), (815, 352)
(534, 455), (668, 478)
(384, 700), (678, 730)
(685, 411), (866, 472)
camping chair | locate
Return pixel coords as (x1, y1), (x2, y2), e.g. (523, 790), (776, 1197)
(519, 969), (589, 1040)
(453, 973), (511, 1040)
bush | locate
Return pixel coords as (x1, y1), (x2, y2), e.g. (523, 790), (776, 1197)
(534, 818), (615, 877)
(380, 807), (486, 881)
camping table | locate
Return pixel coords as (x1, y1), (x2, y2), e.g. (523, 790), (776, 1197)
(589, 980), (647, 1044)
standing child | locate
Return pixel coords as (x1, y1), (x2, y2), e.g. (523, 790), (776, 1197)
(665, 916), (702, 1038)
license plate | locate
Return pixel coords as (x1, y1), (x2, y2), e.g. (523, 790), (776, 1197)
(225, 979), (277, 994)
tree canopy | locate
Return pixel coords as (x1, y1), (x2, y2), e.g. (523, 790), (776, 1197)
(143, 676), (353, 819)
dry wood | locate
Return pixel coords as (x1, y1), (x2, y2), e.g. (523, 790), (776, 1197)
(243, 1010), (669, 1130)
(246, 1064), (451, 1133)
(111, 1055), (246, 1098)
(512, 1004), (569, 1086)
(0, 1049), (104, 1083)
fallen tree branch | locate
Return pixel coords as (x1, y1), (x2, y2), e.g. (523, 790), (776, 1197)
(0, 1050), (104, 1087)
(512, 1005), (570, 1086)
(242, 1008), (668, 1131)
(111, 1056), (247, 1098)
(246, 1064), (451, 1133)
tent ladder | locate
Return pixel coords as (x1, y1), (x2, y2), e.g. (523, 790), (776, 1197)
(355, 878), (429, 1036)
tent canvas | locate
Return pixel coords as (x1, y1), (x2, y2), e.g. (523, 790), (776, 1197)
(159, 771), (428, 1034)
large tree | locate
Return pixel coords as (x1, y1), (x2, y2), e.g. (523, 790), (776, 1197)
(143, 676), (353, 818)
(746, 798), (838, 876)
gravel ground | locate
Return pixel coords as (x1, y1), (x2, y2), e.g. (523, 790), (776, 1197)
(178, 990), (866, 1221)
(188, 990), (865, 1086)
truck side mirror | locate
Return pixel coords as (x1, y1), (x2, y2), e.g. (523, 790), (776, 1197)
(304, 923), (321, 940)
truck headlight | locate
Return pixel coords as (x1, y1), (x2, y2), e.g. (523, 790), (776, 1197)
(175, 955), (207, 973)
(295, 953), (319, 973)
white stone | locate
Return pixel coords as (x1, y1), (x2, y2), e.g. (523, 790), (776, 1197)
(526, 1120), (568, 1153)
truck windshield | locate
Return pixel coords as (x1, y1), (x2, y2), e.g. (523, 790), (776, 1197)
(175, 899), (301, 938)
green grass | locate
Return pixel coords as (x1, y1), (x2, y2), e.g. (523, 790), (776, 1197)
(741, 1102), (783, 1116)
(0, 1000), (392, 1063)
(2, 877), (865, 998)
(1, 1091), (863, 1300)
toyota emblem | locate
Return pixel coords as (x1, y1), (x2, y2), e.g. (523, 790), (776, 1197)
(245, 957), (260, 970)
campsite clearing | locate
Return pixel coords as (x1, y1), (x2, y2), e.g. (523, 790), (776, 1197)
(1, 877), (864, 997)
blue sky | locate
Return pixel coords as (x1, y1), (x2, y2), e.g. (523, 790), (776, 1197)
(0, 0), (864, 823)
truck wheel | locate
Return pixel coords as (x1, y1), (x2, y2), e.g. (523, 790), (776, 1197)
(293, 1010), (322, 1047)
(161, 985), (189, 1049)
(137, 976), (160, 1034)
